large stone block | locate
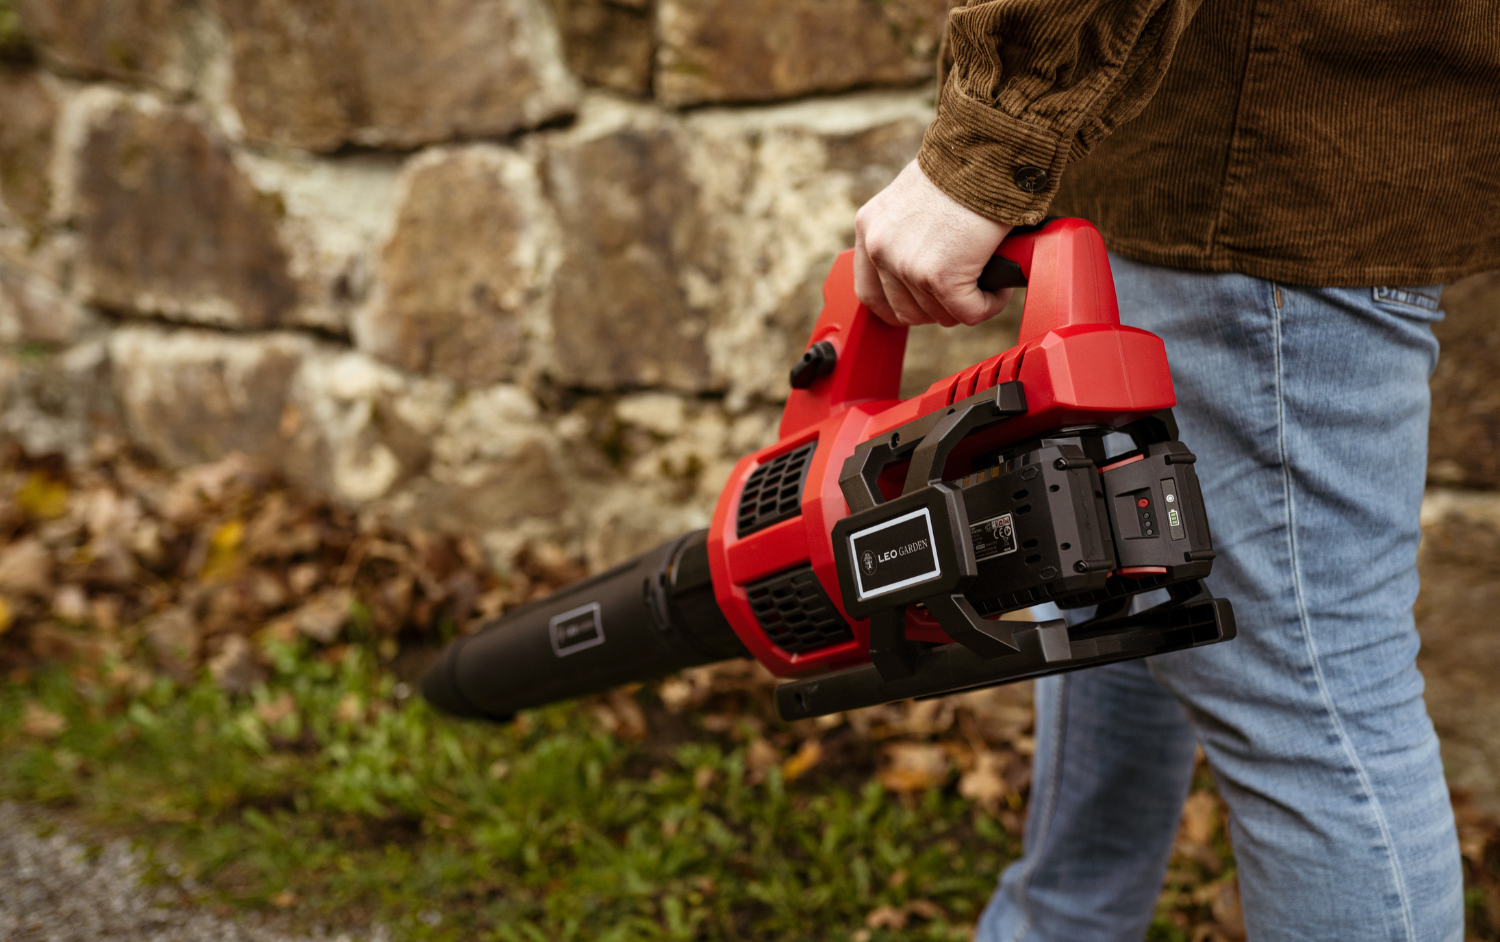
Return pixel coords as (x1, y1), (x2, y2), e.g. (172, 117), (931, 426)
(0, 337), (118, 466)
(66, 91), (298, 330)
(215, 0), (580, 153)
(109, 327), (312, 468)
(542, 103), (717, 391)
(357, 146), (555, 387)
(655, 0), (948, 107)
(0, 69), (58, 230)
(12, 0), (204, 89)
(1416, 489), (1500, 816)
(1429, 272), (1500, 488)
(548, 0), (653, 96)
(110, 326), (453, 504)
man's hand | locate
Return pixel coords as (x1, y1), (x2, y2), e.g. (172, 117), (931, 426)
(854, 160), (1014, 328)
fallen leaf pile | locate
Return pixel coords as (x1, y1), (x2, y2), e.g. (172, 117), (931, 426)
(0, 441), (523, 692)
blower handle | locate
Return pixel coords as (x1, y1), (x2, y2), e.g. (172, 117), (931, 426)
(779, 217), (1121, 438)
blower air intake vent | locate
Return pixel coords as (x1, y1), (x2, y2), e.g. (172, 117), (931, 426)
(746, 565), (854, 655)
(736, 442), (815, 537)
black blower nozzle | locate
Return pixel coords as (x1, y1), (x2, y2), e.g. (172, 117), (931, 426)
(420, 530), (746, 722)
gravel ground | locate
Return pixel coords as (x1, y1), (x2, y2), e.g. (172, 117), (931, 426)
(0, 803), (385, 942)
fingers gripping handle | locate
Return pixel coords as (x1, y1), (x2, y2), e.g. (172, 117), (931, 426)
(779, 218), (1122, 438)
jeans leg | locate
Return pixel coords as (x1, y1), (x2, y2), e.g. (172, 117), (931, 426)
(1112, 257), (1463, 942)
(977, 658), (1198, 942)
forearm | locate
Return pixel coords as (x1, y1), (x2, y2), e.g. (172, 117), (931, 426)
(921, 0), (1203, 225)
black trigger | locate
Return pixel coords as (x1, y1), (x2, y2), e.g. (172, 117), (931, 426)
(979, 256), (1028, 292)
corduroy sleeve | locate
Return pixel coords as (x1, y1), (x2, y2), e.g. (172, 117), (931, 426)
(919, 0), (1203, 225)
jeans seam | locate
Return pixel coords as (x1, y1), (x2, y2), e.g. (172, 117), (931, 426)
(1272, 296), (1419, 942)
(1007, 677), (1070, 942)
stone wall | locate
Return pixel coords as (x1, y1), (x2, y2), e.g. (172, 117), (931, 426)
(1, 0), (1498, 808)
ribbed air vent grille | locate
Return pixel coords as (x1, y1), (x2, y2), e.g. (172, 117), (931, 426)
(736, 442), (815, 537)
(746, 565), (854, 655)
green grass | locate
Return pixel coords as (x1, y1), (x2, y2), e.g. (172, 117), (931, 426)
(0, 643), (1013, 940)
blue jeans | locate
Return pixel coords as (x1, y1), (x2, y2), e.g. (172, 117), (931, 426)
(977, 256), (1463, 941)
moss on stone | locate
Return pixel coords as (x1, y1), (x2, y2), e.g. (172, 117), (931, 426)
(0, 0), (35, 68)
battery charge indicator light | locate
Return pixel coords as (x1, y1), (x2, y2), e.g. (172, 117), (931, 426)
(1168, 509), (1180, 528)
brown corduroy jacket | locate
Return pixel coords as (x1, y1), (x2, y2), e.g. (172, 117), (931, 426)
(918, 0), (1500, 286)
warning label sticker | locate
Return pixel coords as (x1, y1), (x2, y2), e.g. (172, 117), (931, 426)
(970, 513), (1017, 562)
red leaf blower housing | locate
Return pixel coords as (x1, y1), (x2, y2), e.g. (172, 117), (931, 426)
(422, 218), (1237, 723)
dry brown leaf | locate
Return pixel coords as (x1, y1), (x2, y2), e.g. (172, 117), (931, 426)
(31, 624), (107, 665)
(288, 563), (321, 597)
(16, 473), (68, 520)
(1460, 826), (1489, 866)
(1181, 790), (1221, 846)
(21, 701), (66, 739)
(607, 689), (647, 740)
(89, 596), (121, 634)
(1209, 879), (1246, 940)
(208, 634), (263, 694)
(865, 905), (908, 930)
(292, 589), (353, 644)
(103, 661), (150, 695)
(142, 606), (201, 679)
(0, 538), (52, 596)
(128, 518), (164, 565)
(52, 585), (88, 622)
(335, 692), (364, 724)
(906, 898), (944, 920)
(201, 520), (245, 582)
(700, 714), (737, 733)
(879, 742), (950, 794)
(815, 711), (845, 730)
(246, 569), (289, 610)
(658, 676), (694, 713)
(959, 749), (1009, 810)
(592, 690), (649, 741)
(780, 739), (823, 782)
(746, 737), (779, 783)
(256, 691), (297, 725)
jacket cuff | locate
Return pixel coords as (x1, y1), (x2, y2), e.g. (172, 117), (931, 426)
(917, 82), (1070, 227)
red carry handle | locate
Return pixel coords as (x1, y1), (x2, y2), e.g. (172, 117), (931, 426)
(988, 217), (1121, 344)
(779, 218), (1121, 438)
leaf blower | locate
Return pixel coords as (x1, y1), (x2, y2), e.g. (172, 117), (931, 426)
(421, 218), (1236, 723)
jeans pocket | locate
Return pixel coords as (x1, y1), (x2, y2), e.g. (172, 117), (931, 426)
(1373, 285), (1443, 313)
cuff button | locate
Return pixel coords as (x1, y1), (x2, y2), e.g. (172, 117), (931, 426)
(1013, 165), (1049, 194)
